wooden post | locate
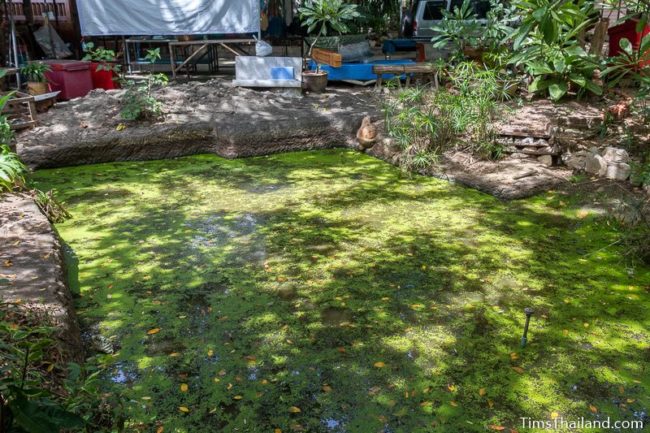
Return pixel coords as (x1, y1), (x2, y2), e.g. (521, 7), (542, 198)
(590, 19), (609, 59)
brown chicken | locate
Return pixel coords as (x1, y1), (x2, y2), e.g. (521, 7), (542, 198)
(356, 116), (377, 149)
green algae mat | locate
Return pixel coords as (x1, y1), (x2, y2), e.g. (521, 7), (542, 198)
(33, 150), (650, 433)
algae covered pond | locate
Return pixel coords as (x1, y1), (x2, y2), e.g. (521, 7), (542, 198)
(33, 150), (649, 432)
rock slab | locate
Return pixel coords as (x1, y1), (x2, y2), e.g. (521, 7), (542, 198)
(0, 194), (82, 361)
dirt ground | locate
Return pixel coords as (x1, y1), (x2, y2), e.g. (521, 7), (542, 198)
(14, 79), (649, 201)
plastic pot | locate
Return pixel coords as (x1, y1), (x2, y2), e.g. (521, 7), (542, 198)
(90, 62), (120, 90)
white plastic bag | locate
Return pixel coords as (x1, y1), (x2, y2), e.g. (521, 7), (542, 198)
(255, 40), (273, 57)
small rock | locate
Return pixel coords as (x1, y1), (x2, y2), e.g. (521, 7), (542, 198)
(603, 147), (630, 164)
(537, 155), (553, 166)
(585, 154), (607, 176)
(589, 146), (600, 155)
(564, 151), (589, 171)
(606, 162), (631, 181)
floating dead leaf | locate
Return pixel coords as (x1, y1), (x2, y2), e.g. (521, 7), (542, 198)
(322, 385), (332, 393)
(276, 276), (287, 283)
(289, 406), (301, 413)
(218, 369), (226, 376)
(563, 329), (569, 336)
(450, 401), (458, 407)
(180, 383), (188, 393)
(116, 123), (126, 131)
(227, 383), (233, 390)
(550, 411), (559, 420)
(261, 379), (269, 385)
(583, 322), (589, 328)
(274, 429), (282, 433)
(245, 355), (257, 361)
(420, 401), (432, 407)
(509, 352), (519, 361)
(479, 388), (486, 397)
(233, 395), (243, 400)
(179, 406), (190, 413)
(618, 386), (625, 394)
(156, 426), (164, 433)
(46, 363), (55, 372)
(373, 361), (386, 368)
(589, 404), (598, 413)
(627, 398), (635, 403)
(141, 396), (152, 400)
(207, 349), (214, 357)
(3, 260), (13, 267)
(337, 347), (346, 353)
(368, 386), (381, 396)
(488, 399), (494, 408)
(447, 384), (457, 392)
(511, 366), (525, 374)
(147, 328), (161, 335)
(213, 378), (220, 383)
(489, 426), (505, 431)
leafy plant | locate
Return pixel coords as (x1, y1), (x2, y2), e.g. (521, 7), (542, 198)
(298, 0), (361, 71)
(0, 304), (85, 433)
(19, 62), (51, 83)
(508, 0), (602, 101)
(120, 49), (168, 121)
(0, 90), (14, 146)
(0, 145), (25, 192)
(431, 0), (482, 56)
(82, 42), (122, 74)
(384, 62), (503, 172)
(602, 34), (650, 87)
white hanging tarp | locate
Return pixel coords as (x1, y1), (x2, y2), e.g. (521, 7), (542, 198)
(77, 0), (260, 36)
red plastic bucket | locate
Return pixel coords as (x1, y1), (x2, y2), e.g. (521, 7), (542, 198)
(90, 62), (120, 90)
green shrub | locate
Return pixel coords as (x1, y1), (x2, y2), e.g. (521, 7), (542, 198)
(384, 63), (503, 172)
(120, 49), (168, 121)
(508, 0), (602, 101)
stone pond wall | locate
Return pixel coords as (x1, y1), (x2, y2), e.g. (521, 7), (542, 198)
(0, 194), (82, 360)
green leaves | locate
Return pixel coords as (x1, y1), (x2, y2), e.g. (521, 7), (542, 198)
(8, 389), (85, 433)
(0, 145), (26, 192)
(298, 0), (361, 58)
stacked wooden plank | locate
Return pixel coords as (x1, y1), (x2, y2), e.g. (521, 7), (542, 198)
(496, 123), (561, 157)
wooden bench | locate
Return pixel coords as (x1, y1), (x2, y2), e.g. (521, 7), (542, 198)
(372, 63), (439, 89)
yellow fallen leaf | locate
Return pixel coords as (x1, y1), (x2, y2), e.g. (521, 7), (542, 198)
(180, 383), (188, 392)
(218, 369), (227, 376)
(583, 322), (589, 328)
(450, 401), (458, 407)
(489, 426), (505, 431)
(479, 388), (486, 397)
(509, 352), (519, 361)
(589, 404), (598, 413)
(447, 384), (457, 392)
(156, 426), (164, 433)
(179, 406), (190, 413)
(227, 383), (233, 390)
(207, 349), (214, 357)
(488, 399), (494, 408)
(274, 429), (282, 433)
(289, 406), (301, 413)
(337, 347), (346, 353)
(46, 363), (55, 372)
(618, 386), (625, 394)
(563, 329), (569, 336)
(147, 328), (161, 335)
(627, 398), (635, 403)
(261, 379), (269, 385)
(322, 385), (332, 393)
(169, 352), (180, 357)
(213, 378), (220, 383)
(511, 366), (525, 374)
(141, 396), (152, 400)
(374, 361), (386, 368)
(550, 411), (559, 420)
(116, 123), (126, 131)
(233, 395), (243, 400)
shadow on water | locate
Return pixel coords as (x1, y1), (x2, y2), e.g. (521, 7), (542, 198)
(31, 150), (650, 432)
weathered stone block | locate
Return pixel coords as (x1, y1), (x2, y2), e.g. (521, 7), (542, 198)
(603, 147), (630, 164)
(585, 153), (607, 176)
(605, 162), (631, 181)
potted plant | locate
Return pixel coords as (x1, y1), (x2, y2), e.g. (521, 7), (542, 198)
(298, 0), (360, 92)
(20, 62), (51, 95)
(82, 42), (122, 90)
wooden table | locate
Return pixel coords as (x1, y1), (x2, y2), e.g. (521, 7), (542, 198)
(169, 39), (255, 79)
(372, 63), (439, 88)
